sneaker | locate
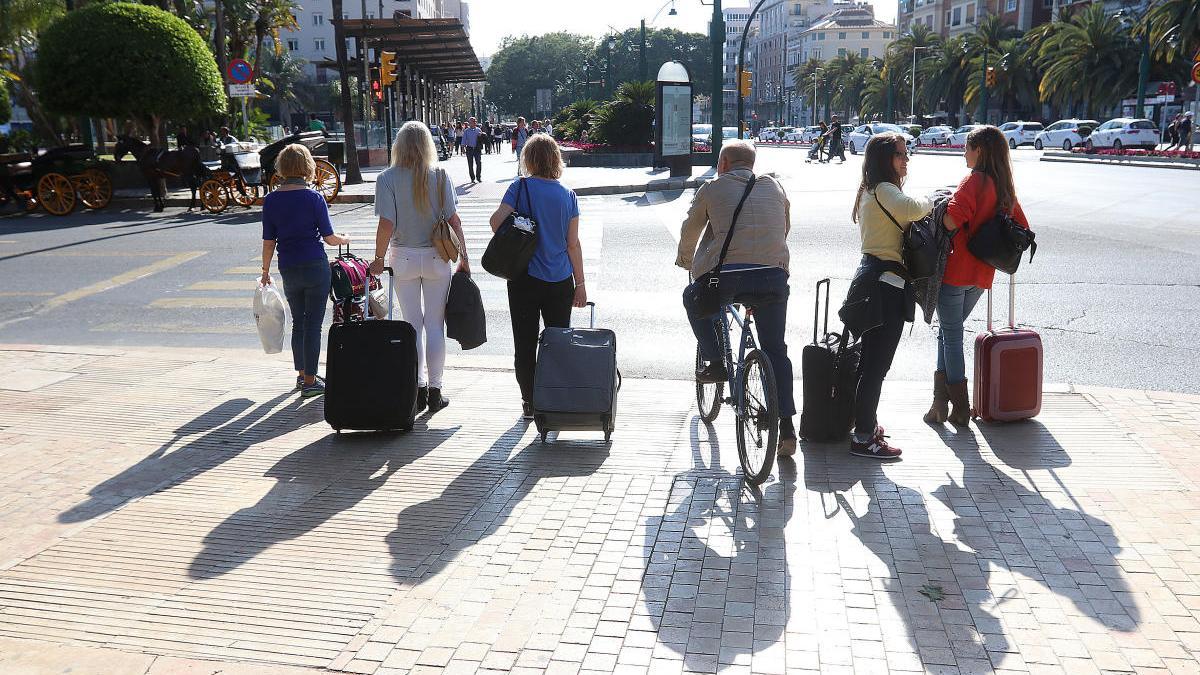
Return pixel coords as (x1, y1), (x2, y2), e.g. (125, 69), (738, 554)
(778, 417), (797, 457)
(295, 375), (304, 391)
(849, 428), (902, 460)
(695, 361), (727, 384)
(522, 401), (534, 420)
(301, 378), (326, 398)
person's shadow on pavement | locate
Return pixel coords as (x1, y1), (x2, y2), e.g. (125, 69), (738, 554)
(642, 416), (794, 672)
(386, 420), (609, 585)
(188, 424), (458, 580)
(59, 392), (321, 524)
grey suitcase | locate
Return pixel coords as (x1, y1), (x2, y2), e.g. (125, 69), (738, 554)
(532, 301), (619, 443)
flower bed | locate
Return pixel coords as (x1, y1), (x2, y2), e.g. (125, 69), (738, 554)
(1070, 147), (1200, 160)
(559, 141), (652, 153)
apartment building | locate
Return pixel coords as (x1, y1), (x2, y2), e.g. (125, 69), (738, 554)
(716, 6), (753, 126)
(798, 6), (894, 63)
(281, 0), (470, 82)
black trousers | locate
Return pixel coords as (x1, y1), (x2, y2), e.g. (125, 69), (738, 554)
(853, 281), (906, 436)
(507, 273), (575, 403)
(465, 145), (482, 181)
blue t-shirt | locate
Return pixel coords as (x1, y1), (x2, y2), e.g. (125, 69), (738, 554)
(502, 177), (578, 283)
(461, 127), (481, 147)
(262, 188), (334, 269)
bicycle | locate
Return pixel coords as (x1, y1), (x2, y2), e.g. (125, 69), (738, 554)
(695, 302), (780, 485)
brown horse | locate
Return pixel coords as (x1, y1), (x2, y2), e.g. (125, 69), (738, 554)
(114, 135), (209, 212)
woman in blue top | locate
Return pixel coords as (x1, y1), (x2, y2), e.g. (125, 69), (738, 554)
(489, 134), (587, 419)
(260, 144), (349, 398)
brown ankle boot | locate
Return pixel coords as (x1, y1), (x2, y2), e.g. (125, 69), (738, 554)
(923, 371), (949, 424)
(947, 381), (971, 426)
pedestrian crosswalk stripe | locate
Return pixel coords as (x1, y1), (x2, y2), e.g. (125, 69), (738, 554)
(150, 297), (248, 309)
(225, 266), (263, 275)
(188, 280), (254, 291)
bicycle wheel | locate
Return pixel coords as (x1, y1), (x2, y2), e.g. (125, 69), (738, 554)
(735, 349), (778, 485)
(695, 346), (723, 423)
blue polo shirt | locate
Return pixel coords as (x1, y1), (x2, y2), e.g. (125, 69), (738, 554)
(262, 188), (334, 269)
(502, 177), (578, 283)
(461, 127), (481, 148)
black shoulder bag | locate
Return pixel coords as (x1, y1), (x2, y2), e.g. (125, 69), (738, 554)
(482, 178), (539, 280)
(966, 187), (1037, 275)
(874, 189), (937, 281)
(682, 175), (757, 318)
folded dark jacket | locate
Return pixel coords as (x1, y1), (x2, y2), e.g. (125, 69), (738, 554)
(446, 271), (487, 350)
(839, 254), (915, 339)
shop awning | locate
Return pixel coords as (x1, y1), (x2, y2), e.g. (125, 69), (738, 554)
(331, 16), (484, 84)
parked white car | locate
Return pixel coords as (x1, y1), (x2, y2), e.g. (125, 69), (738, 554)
(998, 121), (1045, 148)
(794, 126), (824, 142)
(846, 123), (916, 155)
(948, 124), (987, 146)
(916, 125), (953, 146)
(1033, 119), (1099, 151)
(1085, 118), (1158, 151)
(757, 127), (780, 142)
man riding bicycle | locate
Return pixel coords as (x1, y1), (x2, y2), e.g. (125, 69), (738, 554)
(676, 140), (797, 456)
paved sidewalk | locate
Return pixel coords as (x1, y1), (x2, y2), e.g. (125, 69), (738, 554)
(2, 343), (1200, 674)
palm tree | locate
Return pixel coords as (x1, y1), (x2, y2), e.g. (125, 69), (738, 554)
(590, 81), (655, 147)
(251, 0), (301, 78)
(1142, 0), (1200, 65)
(259, 49), (305, 128)
(791, 59), (826, 121)
(964, 37), (1041, 121)
(888, 22), (941, 115)
(861, 59), (903, 120)
(919, 37), (970, 121)
(824, 53), (864, 119)
(1037, 3), (1139, 119)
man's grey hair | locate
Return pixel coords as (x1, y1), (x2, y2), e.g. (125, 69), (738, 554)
(720, 140), (756, 168)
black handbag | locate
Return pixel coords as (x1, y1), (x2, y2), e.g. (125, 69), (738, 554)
(481, 178), (538, 280)
(967, 209), (1036, 275)
(682, 175), (757, 318)
(874, 190), (937, 280)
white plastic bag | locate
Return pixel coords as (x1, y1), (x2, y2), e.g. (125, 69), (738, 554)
(253, 280), (289, 354)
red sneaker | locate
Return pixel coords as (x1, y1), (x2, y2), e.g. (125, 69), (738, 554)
(850, 428), (902, 460)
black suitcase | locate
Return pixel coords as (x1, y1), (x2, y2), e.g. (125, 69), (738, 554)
(324, 267), (419, 432)
(532, 301), (619, 443)
(800, 278), (862, 442)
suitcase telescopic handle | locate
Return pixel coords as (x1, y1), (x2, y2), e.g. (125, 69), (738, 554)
(586, 301), (596, 329)
(813, 278), (830, 344)
(986, 273), (1016, 332)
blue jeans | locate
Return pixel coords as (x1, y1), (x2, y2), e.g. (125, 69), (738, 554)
(280, 259), (331, 377)
(936, 283), (985, 384)
(684, 267), (795, 417)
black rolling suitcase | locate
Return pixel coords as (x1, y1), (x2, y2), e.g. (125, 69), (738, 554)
(324, 267), (419, 433)
(532, 301), (619, 443)
(800, 278), (862, 442)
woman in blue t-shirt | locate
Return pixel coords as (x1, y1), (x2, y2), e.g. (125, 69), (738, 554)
(260, 144), (349, 398)
(488, 134), (587, 419)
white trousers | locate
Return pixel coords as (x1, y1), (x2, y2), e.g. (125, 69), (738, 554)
(389, 246), (452, 388)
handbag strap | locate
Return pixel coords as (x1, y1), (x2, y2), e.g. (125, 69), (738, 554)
(435, 167), (446, 219)
(873, 189), (904, 233)
(517, 177), (533, 217)
(713, 175), (757, 270)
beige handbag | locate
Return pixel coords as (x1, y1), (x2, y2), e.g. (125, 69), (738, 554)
(430, 168), (461, 263)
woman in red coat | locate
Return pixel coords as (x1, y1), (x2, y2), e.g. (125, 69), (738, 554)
(925, 126), (1031, 426)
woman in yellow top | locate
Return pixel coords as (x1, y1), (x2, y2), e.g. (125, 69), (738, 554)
(845, 133), (932, 460)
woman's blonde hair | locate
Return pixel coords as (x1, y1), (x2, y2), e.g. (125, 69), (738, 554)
(521, 133), (564, 180)
(391, 120), (437, 214)
(275, 143), (315, 181)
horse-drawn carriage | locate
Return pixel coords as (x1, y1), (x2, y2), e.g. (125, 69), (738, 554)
(197, 131), (341, 213)
(0, 144), (113, 215)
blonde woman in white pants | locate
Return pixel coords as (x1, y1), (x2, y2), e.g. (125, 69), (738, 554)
(369, 121), (469, 414)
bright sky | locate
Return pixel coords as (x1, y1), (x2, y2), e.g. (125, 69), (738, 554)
(469, 0), (898, 58)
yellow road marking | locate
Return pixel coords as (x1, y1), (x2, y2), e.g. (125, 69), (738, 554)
(0, 291), (54, 297)
(149, 297), (247, 309)
(90, 322), (247, 334)
(40, 251), (180, 257)
(187, 280), (253, 291)
(43, 251), (206, 312)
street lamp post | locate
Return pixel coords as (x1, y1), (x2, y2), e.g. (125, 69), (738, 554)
(708, 0), (724, 165)
(910, 45), (929, 121)
(812, 68), (823, 124)
(737, 0), (774, 139)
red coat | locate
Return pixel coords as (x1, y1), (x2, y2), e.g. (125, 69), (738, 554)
(943, 171), (1030, 290)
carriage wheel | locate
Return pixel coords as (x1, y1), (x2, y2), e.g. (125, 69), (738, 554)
(199, 179), (228, 213)
(312, 159), (341, 203)
(36, 172), (76, 216)
(73, 169), (113, 210)
(232, 182), (259, 207)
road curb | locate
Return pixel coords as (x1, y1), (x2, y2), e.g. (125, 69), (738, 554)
(1039, 154), (1200, 171)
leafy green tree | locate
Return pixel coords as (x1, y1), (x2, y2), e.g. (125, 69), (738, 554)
(589, 27), (712, 100)
(589, 81), (654, 148)
(1037, 3), (1138, 118)
(35, 2), (225, 145)
(486, 32), (595, 119)
(0, 0), (66, 143)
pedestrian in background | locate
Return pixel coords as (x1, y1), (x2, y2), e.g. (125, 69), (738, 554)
(461, 116), (483, 183)
(489, 134), (587, 419)
(843, 133), (930, 459)
(828, 115), (846, 163)
(1180, 112), (1194, 152)
(453, 121), (464, 155)
(369, 121), (470, 415)
(1165, 114), (1180, 150)
(925, 125), (1031, 427)
(260, 144), (350, 398)
(481, 120), (493, 155)
(513, 117), (530, 176)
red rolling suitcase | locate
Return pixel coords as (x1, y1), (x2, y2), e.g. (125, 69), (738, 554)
(973, 274), (1042, 422)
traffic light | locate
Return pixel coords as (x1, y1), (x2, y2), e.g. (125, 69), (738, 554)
(985, 66), (996, 88)
(739, 69), (753, 97)
(381, 51), (397, 87)
(371, 75), (382, 103)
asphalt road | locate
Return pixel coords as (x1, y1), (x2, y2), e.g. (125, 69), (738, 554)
(0, 147), (1197, 394)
